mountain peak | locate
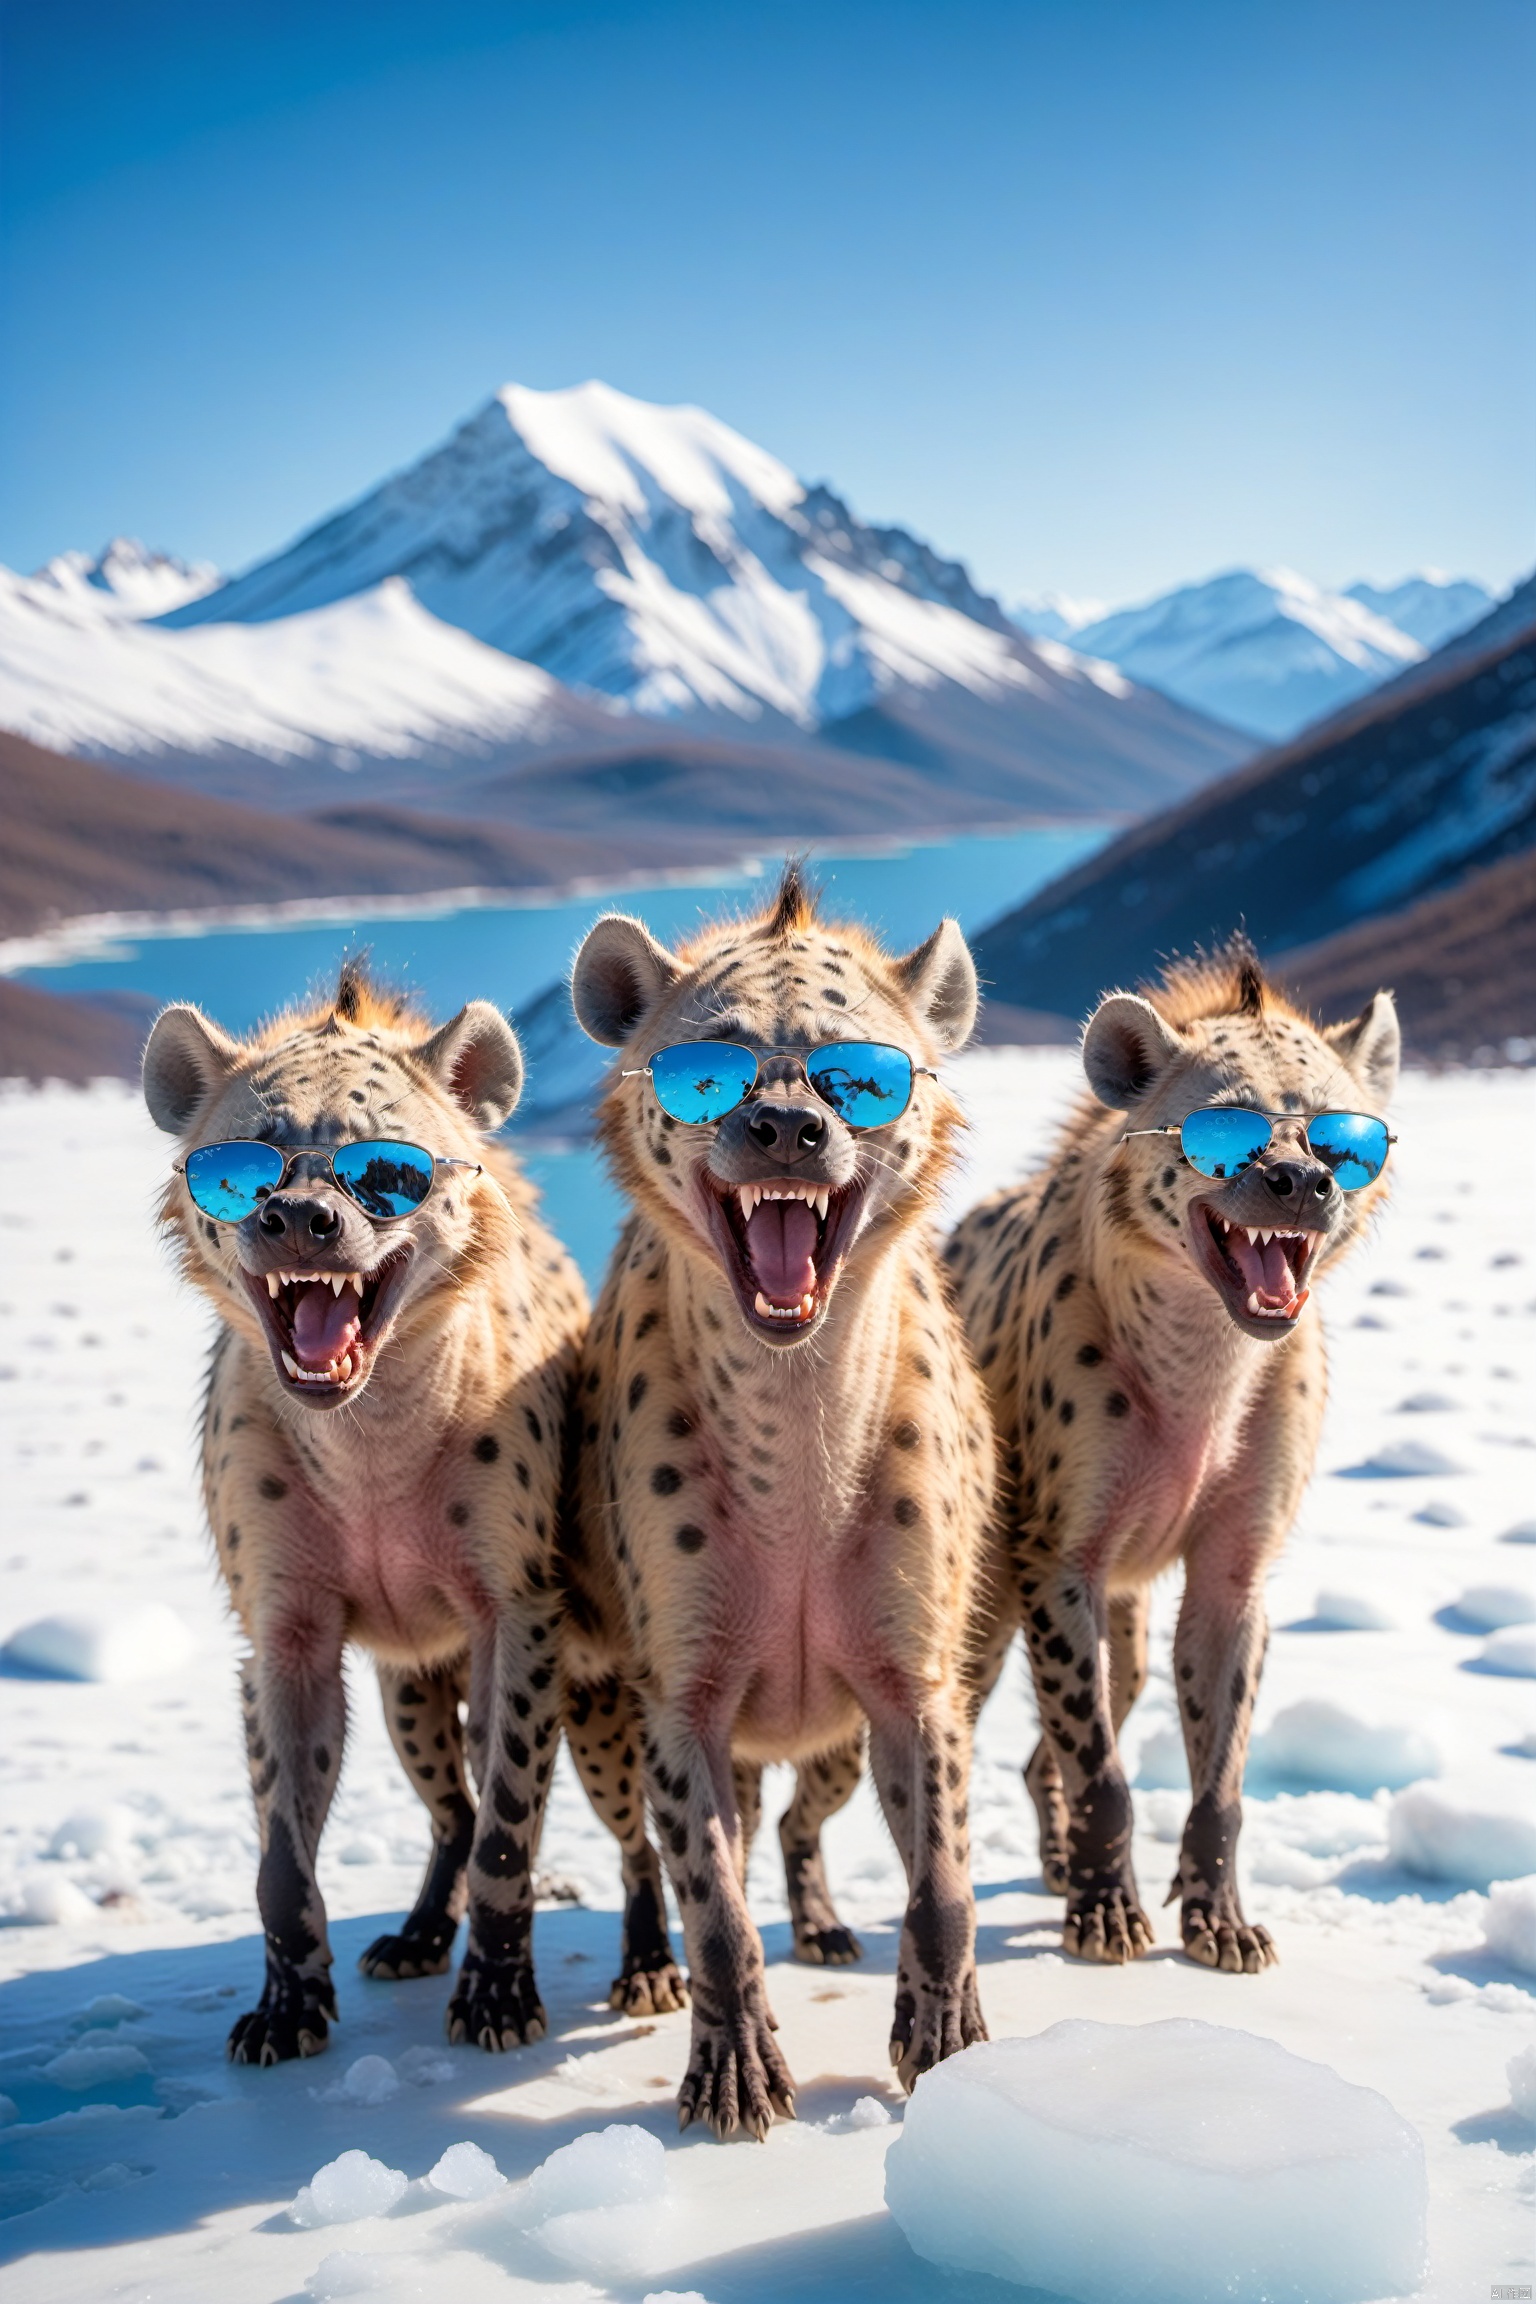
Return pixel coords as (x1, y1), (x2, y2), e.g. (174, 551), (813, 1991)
(34, 538), (221, 620)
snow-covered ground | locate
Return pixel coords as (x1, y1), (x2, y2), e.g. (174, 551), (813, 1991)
(1, 1056), (1532, 2302)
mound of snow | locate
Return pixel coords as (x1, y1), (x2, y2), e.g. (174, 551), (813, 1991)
(506, 2124), (672, 2282)
(306, 2254), (410, 2299)
(290, 2150), (408, 2229)
(1, 1603), (195, 1683)
(1338, 1439), (1464, 1478)
(884, 2019), (1426, 2303)
(1132, 1723), (1190, 1789)
(1451, 1585), (1536, 1631)
(1482, 1878), (1536, 1976)
(1388, 1785), (1536, 1886)
(1501, 1518), (1536, 1545)
(317, 2055), (400, 2107)
(1310, 1589), (1395, 1631)
(42, 2040), (151, 2089)
(48, 1807), (132, 1859)
(18, 1876), (98, 1924)
(1509, 2042), (1536, 2123)
(1396, 1389), (1462, 1413)
(1478, 1627), (1536, 1678)
(1250, 1700), (1439, 1793)
(426, 2141), (504, 2200)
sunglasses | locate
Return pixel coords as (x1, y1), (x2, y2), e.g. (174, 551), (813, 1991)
(1123, 1107), (1395, 1192)
(624, 1041), (935, 1129)
(176, 1139), (483, 1225)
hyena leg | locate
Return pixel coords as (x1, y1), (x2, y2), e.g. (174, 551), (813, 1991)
(447, 1606), (563, 2051)
(645, 1705), (794, 2141)
(780, 1736), (865, 1966)
(732, 1758), (763, 1892)
(228, 1625), (346, 2065)
(1026, 1587), (1147, 1893)
(564, 1673), (688, 2018)
(869, 1702), (986, 2091)
(1170, 1553), (1276, 1974)
(359, 1659), (476, 1981)
(1024, 1567), (1151, 1963)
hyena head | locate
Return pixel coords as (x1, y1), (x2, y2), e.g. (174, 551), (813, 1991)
(142, 959), (525, 1411)
(1082, 938), (1399, 1342)
(571, 860), (977, 1348)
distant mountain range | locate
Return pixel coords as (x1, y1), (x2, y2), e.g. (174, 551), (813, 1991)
(0, 382), (1247, 831)
(1013, 568), (1495, 742)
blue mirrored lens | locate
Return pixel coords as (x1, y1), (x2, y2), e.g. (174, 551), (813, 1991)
(1308, 1111), (1389, 1192)
(807, 1041), (914, 1129)
(649, 1043), (758, 1124)
(331, 1139), (436, 1218)
(184, 1140), (286, 1222)
(1179, 1107), (1272, 1180)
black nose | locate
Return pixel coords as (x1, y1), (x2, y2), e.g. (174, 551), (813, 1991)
(744, 1099), (827, 1161)
(1263, 1159), (1334, 1206)
(257, 1192), (343, 1242)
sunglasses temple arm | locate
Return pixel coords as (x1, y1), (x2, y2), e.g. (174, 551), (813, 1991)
(1119, 1126), (1179, 1140)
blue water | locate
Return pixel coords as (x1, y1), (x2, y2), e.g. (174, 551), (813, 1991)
(21, 823), (1107, 1293)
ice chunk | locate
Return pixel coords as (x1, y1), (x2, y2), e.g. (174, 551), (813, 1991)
(822, 2095), (895, 2132)
(42, 2041), (151, 2089)
(74, 1994), (146, 2027)
(1338, 1438), (1464, 1477)
(1132, 1723), (1189, 1789)
(0, 1603), (196, 1682)
(320, 2055), (399, 2107)
(306, 2253), (410, 2298)
(1501, 1518), (1536, 1545)
(1310, 1589), (1394, 1630)
(1396, 1389), (1461, 1412)
(1388, 1783), (1536, 1886)
(1416, 1499), (1469, 1527)
(395, 2045), (455, 2087)
(1479, 1627), (1536, 1677)
(1509, 2042), (1536, 2123)
(1249, 1700), (1439, 1792)
(507, 2124), (672, 2283)
(884, 2019), (1427, 2304)
(1482, 1876), (1536, 1975)
(18, 1874), (97, 1924)
(1452, 1584), (1536, 1630)
(290, 2150), (409, 2228)
(48, 1809), (133, 1860)
(426, 2141), (504, 2199)
(643, 2294), (715, 2304)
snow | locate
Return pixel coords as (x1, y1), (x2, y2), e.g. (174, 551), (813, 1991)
(1454, 1585), (1536, 1631)
(1484, 1882), (1536, 1978)
(320, 2056), (402, 2107)
(290, 2151), (409, 2228)
(1311, 1588), (1396, 1630)
(1480, 1628), (1536, 1678)
(1388, 1784), (1536, 1887)
(1510, 2043), (1536, 2120)
(1345, 574), (1495, 653)
(1, 1605), (195, 1684)
(426, 2141), (506, 2200)
(0, 1057), (1532, 2300)
(31, 541), (222, 622)
(1250, 1700), (1440, 1794)
(884, 2019), (1427, 2303)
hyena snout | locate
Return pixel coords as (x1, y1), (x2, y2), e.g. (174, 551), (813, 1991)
(1258, 1155), (1335, 1209)
(257, 1190), (346, 1246)
(743, 1096), (829, 1163)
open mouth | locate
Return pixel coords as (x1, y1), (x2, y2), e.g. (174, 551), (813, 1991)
(241, 1250), (413, 1403)
(1191, 1201), (1322, 1333)
(704, 1179), (864, 1342)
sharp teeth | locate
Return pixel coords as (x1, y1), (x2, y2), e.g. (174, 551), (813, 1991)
(266, 1273), (281, 1298)
(281, 1350), (299, 1377)
(813, 1189), (829, 1221)
(331, 1274), (345, 1296)
(739, 1186), (758, 1218)
(1246, 1228), (1260, 1245)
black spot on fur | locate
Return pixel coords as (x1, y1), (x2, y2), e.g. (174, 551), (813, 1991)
(675, 1523), (707, 1552)
(473, 1434), (500, 1463)
(628, 1372), (648, 1413)
(651, 1464), (683, 1496)
(258, 1474), (287, 1501)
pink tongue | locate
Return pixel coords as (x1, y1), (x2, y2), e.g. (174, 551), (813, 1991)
(291, 1282), (362, 1369)
(745, 1199), (818, 1303)
(1225, 1229), (1296, 1305)
(1259, 1238), (1293, 1299)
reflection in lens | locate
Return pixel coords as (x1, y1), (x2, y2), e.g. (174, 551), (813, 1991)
(331, 1139), (435, 1219)
(1179, 1108), (1272, 1180)
(807, 1042), (914, 1129)
(184, 1140), (286, 1223)
(1308, 1111), (1389, 1192)
(650, 1042), (758, 1124)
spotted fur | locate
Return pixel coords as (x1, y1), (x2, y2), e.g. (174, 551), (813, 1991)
(560, 865), (997, 2137)
(143, 965), (586, 2062)
(946, 942), (1400, 1973)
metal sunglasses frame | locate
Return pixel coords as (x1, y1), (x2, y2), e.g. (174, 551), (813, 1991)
(174, 1138), (484, 1225)
(621, 1040), (940, 1127)
(1122, 1105), (1397, 1178)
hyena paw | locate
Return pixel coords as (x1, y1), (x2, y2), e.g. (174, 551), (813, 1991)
(1063, 1884), (1153, 1964)
(1182, 1903), (1277, 1974)
(1039, 1848), (1070, 1895)
(226, 1971), (336, 2065)
(791, 1918), (864, 1966)
(446, 1954), (547, 2050)
(608, 1954), (690, 2018)
(888, 1970), (987, 2093)
(677, 2010), (795, 2141)
(358, 1920), (457, 1980)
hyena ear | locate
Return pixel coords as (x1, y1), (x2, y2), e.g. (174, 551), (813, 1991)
(1323, 989), (1400, 1109)
(1081, 992), (1189, 1108)
(142, 1005), (242, 1135)
(571, 913), (681, 1046)
(416, 1001), (524, 1130)
(891, 919), (978, 1051)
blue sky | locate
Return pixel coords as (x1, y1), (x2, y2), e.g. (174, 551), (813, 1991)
(3, 0), (1532, 606)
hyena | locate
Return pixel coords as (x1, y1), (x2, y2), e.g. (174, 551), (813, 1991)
(946, 942), (1399, 1973)
(558, 864), (996, 2138)
(142, 962), (586, 2062)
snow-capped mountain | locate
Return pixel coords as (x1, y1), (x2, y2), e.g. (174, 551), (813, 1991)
(1009, 592), (1107, 644)
(0, 382), (1250, 819)
(35, 538), (223, 621)
(1053, 567), (1496, 743)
